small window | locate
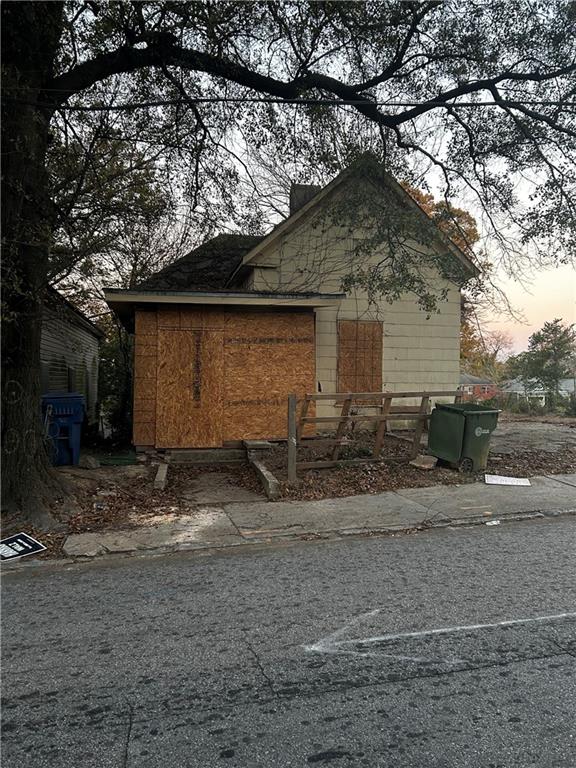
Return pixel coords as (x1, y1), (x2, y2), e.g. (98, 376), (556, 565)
(337, 320), (383, 393)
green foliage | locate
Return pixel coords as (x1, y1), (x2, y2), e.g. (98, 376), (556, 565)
(98, 315), (133, 445)
(506, 320), (576, 397)
(528, 319), (576, 395)
(564, 394), (576, 417)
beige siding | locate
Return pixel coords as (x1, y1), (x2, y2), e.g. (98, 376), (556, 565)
(248, 178), (462, 415)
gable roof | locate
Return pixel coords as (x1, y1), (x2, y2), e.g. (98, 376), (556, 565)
(137, 233), (263, 292)
(45, 286), (105, 339)
(233, 153), (480, 281)
(460, 373), (495, 386)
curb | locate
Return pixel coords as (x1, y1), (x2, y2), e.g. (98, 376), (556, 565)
(3, 506), (575, 573)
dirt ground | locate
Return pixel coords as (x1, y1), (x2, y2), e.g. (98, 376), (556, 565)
(251, 428), (576, 501)
(1, 462), (262, 560)
(498, 412), (576, 427)
(4, 416), (575, 559)
(490, 420), (576, 454)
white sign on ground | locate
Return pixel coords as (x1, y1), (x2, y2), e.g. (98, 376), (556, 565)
(0, 532), (46, 561)
(484, 474), (532, 486)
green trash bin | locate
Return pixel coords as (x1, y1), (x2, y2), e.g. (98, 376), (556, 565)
(428, 402), (500, 472)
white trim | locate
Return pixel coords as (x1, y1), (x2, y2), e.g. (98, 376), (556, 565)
(104, 290), (344, 309)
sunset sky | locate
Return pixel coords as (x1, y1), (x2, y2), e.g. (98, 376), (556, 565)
(487, 264), (576, 353)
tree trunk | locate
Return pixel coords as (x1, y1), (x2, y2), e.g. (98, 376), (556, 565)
(1, 3), (66, 528)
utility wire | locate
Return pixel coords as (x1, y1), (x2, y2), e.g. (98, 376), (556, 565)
(5, 96), (576, 112)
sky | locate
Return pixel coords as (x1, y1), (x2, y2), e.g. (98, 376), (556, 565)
(487, 264), (576, 353)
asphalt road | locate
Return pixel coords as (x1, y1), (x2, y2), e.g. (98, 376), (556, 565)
(2, 517), (576, 768)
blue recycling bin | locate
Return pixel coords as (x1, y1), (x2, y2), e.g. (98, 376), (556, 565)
(41, 392), (85, 466)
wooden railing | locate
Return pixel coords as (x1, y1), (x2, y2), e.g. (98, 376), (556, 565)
(287, 390), (461, 482)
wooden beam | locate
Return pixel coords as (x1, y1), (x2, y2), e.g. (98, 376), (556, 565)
(287, 393), (298, 484)
(386, 431), (415, 444)
(301, 414), (428, 423)
(296, 395), (311, 442)
(331, 396), (352, 461)
(296, 457), (404, 470)
(411, 395), (430, 458)
(373, 395), (392, 458)
(302, 390), (460, 401)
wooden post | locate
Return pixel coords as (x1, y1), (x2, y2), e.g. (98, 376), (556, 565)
(331, 396), (352, 461)
(296, 395), (311, 442)
(373, 395), (392, 458)
(411, 395), (430, 458)
(287, 393), (298, 483)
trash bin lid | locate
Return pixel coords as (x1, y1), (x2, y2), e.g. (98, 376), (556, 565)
(435, 402), (501, 416)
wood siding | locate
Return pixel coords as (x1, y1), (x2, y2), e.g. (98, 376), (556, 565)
(132, 307), (315, 448)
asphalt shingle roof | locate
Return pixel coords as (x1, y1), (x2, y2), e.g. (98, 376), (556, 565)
(137, 233), (263, 291)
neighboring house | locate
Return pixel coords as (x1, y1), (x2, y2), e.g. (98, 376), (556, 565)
(105, 155), (479, 450)
(41, 287), (104, 424)
(501, 377), (576, 406)
(501, 378), (547, 406)
(458, 373), (499, 401)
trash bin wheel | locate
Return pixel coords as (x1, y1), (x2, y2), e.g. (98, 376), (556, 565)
(459, 457), (474, 474)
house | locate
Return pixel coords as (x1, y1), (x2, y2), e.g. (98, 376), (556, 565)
(501, 377), (575, 406)
(41, 287), (104, 424)
(458, 373), (499, 401)
(501, 378), (547, 406)
(105, 155), (479, 450)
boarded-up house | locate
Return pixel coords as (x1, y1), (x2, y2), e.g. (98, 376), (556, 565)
(105, 155), (479, 450)
(41, 288), (104, 424)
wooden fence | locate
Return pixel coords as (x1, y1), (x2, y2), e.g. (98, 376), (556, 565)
(287, 390), (461, 482)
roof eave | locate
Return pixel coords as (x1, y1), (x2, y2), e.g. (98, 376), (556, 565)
(104, 288), (345, 331)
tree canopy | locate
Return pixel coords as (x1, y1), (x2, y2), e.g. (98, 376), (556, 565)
(506, 319), (576, 396)
(2, 0), (575, 524)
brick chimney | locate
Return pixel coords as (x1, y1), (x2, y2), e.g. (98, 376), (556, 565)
(289, 183), (321, 214)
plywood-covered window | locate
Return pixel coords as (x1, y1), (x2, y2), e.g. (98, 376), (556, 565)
(337, 320), (383, 393)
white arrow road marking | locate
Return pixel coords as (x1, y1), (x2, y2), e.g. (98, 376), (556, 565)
(304, 610), (576, 662)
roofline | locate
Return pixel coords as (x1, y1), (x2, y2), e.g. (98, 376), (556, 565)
(382, 173), (480, 278)
(104, 288), (345, 309)
(232, 157), (480, 281)
(46, 286), (105, 339)
(228, 165), (355, 283)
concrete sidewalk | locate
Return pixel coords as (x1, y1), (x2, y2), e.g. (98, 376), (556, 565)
(59, 473), (576, 560)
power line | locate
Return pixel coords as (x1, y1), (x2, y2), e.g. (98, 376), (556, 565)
(22, 96), (576, 112)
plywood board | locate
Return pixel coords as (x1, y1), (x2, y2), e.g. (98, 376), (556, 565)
(156, 328), (224, 448)
(133, 311), (158, 446)
(157, 308), (182, 329)
(133, 422), (155, 445)
(337, 320), (383, 394)
(135, 311), (158, 335)
(222, 311), (315, 441)
(180, 307), (225, 330)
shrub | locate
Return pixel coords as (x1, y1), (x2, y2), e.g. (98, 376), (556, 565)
(564, 394), (576, 417)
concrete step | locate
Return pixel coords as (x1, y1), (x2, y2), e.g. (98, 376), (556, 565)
(168, 448), (246, 465)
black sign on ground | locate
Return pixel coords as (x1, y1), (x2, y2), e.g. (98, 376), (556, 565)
(0, 533), (46, 561)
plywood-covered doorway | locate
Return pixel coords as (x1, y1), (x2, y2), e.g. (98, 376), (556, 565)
(132, 306), (315, 449)
(156, 328), (224, 448)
